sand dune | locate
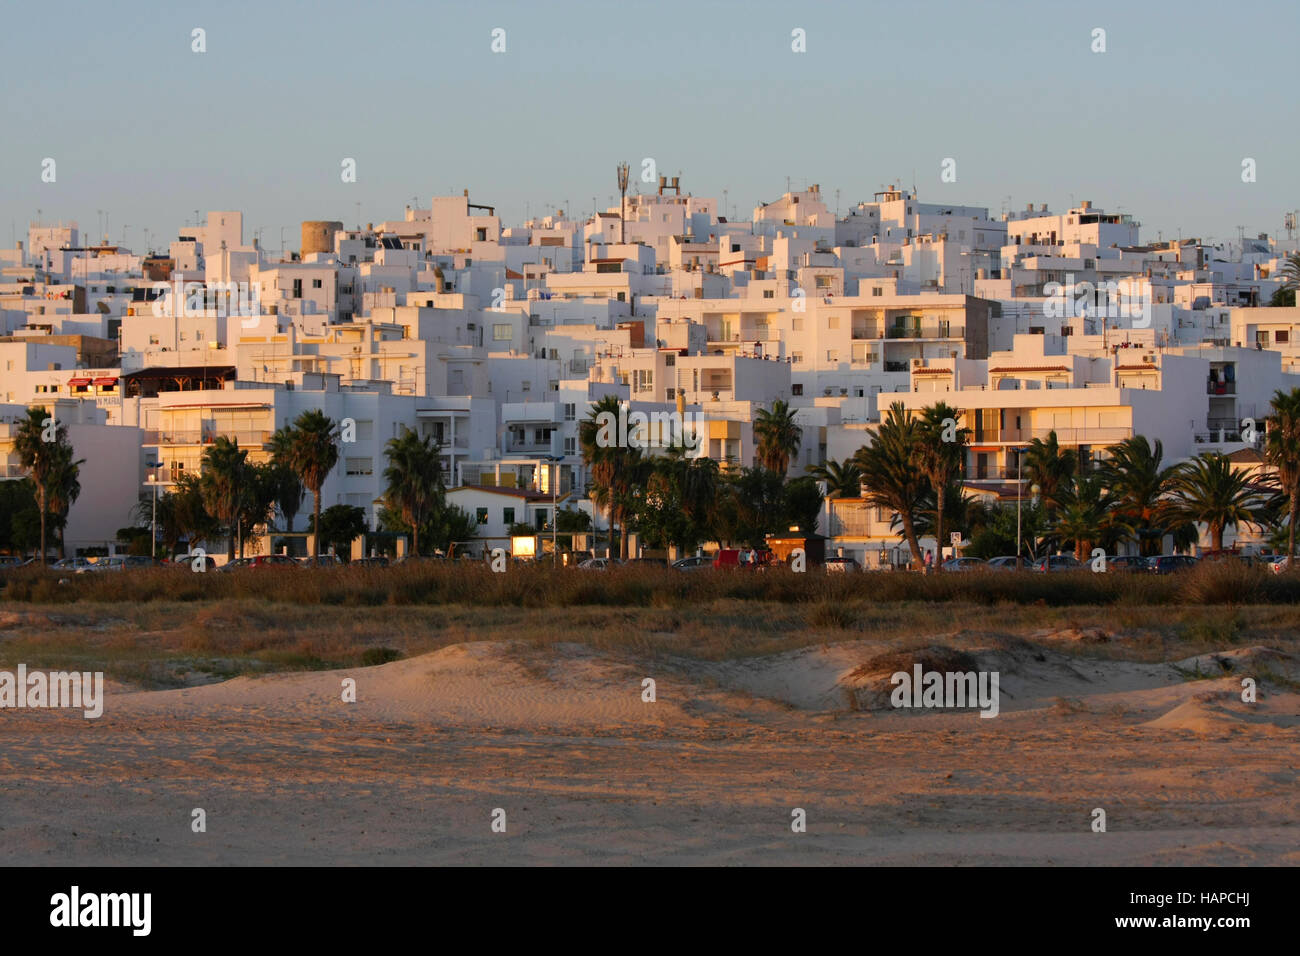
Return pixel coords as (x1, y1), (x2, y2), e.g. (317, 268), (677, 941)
(2, 635), (1298, 865)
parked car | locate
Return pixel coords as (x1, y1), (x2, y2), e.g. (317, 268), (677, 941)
(670, 555), (712, 572)
(941, 556), (986, 572)
(577, 557), (621, 571)
(173, 553), (218, 572)
(1148, 554), (1199, 575)
(626, 557), (668, 567)
(713, 548), (773, 569)
(220, 554), (301, 572)
(91, 555), (159, 572)
(298, 555), (344, 568)
(1267, 554), (1291, 574)
(1200, 550), (1260, 568)
(1105, 554), (1150, 573)
(823, 556), (861, 572)
(1031, 554), (1083, 573)
(51, 557), (97, 573)
(351, 556), (390, 568)
(984, 555), (1023, 571)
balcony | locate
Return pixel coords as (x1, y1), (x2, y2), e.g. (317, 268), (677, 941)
(149, 430), (273, 447)
(1206, 380), (1236, 395)
(1027, 427), (1131, 444)
(887, 323), (960, 339)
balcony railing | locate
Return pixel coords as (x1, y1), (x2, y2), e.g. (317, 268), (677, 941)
(1206, 381), (1236, 395)
(150, 430), (273, 446)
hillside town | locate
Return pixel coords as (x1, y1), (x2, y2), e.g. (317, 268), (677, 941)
(3, 175), (1300, 568)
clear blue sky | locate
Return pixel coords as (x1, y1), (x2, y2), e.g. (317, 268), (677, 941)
(2, 0), (1296, 253)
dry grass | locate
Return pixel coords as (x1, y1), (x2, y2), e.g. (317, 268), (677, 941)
(1, 594), (1298, 690)
(5, 560), (1300, 609)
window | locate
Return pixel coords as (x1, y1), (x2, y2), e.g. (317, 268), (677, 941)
(476, 228), (487, 242)
(476, 508), (488, 524)
(563, 403), (575, 421)
(503, 507), (515, 525)
(826, 349), (839, 362)
(564, 437), (576, 455)
(763, 289), (774, 298)
(791, 351), (804, 364)
(872, 287), (883, 296)
(816, 276), (832, 289)
(522, 380), (531, 392)
(792, 383), (803, 396)
(634, 369), (653, 392)
(664, 353), (675, 366)
(344, 457), (373, 476)
(312, 278), (322, 289)
(493, 324), (513, 341)
(1276, 330), (1290, 344)
(292, 279), (303, 298)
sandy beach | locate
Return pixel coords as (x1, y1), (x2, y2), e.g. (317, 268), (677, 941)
(2, 624), (1298, 865)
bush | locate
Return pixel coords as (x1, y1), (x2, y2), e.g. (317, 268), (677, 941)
(360, 647), (402, 666)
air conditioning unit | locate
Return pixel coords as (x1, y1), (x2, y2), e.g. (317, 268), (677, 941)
(912, 358), (924, 368)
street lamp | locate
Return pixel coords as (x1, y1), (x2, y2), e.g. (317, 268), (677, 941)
(145, 459), (161, 559)
(543, 454), (565, 566)
(1013, 448), (1023, 570)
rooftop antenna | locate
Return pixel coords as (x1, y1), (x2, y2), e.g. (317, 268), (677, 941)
(617, 162), (630, 243)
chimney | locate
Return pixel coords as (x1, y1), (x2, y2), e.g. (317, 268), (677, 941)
(1081, 200), (1092, 210)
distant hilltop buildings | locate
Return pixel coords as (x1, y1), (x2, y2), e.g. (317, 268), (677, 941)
(3, 176), (1299, 561)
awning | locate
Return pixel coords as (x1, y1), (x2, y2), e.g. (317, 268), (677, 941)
(66, 377), (92, 386)
(93, 377), (118, 386)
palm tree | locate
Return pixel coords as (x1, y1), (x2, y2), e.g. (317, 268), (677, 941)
(854, 403), (927, 567)
(382, 427), (443, 557)
(170, 472), (219, 557)
(753, 398), (801, 475)
(285, 410), (340, 560)
(1022, 431), (1077, 507)
(200, 436), (248, 560)
(910, 403), (967, 570)
(1097, 435), (1181, 556)
(1281, 252), (1300, 292)
(45, 442), (84, 553)
(268, 426), (304, 532)
(806, 458), (862, 499)
(1052, 473), (1111, 561)
(12, 407), (72, 564)
(579, 396), (644, 559)
(236, 462), (278, 558)
(1266, 387), (1300, 561)
(1171, 452), (1263, 552)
